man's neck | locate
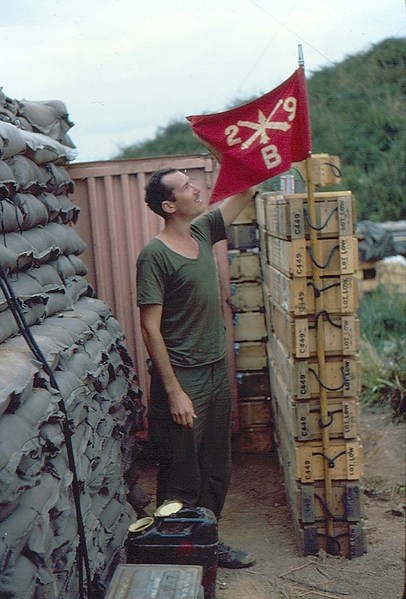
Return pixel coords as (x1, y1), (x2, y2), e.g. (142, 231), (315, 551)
(157, 219), (199, 258)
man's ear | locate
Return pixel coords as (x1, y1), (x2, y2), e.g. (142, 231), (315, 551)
(161, 199), (177, 215)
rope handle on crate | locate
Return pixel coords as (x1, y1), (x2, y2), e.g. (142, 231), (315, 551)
(314, 493), (348, 522)
(309, 407), (342, 429)
(308, 366), (348, 392)
(308, 310), (342, 329)
(307, 280), (341, 298)
(306, 244), (340, 269)
(303, 206), (338, 231)
(313, 450), (347, 469)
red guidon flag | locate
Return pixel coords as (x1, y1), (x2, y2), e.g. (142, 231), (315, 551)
(187, 67), (311, 204)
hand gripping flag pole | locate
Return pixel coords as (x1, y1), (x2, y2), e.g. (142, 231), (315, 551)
(299, 44), (335, 540)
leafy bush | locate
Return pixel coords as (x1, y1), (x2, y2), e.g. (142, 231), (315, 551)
(358, 287), (406, 420)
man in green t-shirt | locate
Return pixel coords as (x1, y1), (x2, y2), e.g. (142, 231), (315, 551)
(136, 166), (257, 569)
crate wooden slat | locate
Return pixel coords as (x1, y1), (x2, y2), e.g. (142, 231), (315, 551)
(231, 198), (257, 224)
(285, 471), (364, 524)
(267, 335), (361, 399)
(270, 366), (360, 441)
(230, 281), (264, 312)
(265, 191), (355, 240)
(267, 297), (360, 358)
(232, 423), (273, 453)
(261, 261), (358, 316)
(267, 235), (359, 278)
(228, 250), (261, 281)
(295, 517), (367, 558)
(238, 397), (272, 428)
(227, 223), (258, 250)
(234, 341), (268, 371)
(233, 311), (266, 342)
(236, 370), (270, 399)
(291, 154), (342, 188)
(104, 565), (204, 599)
(275, 409), (363, 482)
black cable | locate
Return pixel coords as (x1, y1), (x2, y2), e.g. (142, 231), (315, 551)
(304, 206), (338, 231)
(308, 366), (347, 392)
(313, 450), (347, 469)
(314, 493), (347, 522)
(324, 161), (342, 179)
(307, 280), (341, 298)
(306, 244), (340, 269)
(314, 309), (342, 329)
(0, 262), (92, 599)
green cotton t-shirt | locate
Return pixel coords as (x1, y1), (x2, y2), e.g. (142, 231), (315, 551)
(136, 208), (227, 367)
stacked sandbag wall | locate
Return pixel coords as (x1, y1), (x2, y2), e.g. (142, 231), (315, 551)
(0, 90), (146, 598)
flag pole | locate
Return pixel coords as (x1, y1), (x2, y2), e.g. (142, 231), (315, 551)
(299, 45), (334, 536)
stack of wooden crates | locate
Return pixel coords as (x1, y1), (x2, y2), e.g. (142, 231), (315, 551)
(226, 201), (272, 453)
(255, 178), (367, 559)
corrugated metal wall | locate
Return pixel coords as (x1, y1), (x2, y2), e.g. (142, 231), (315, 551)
(67, 155), (240, 427)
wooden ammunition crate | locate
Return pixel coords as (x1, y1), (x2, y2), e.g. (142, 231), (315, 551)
(258, 226), (268, 261)
(232, 424), (273, 453)
(281, 461), (364, 523)
(267, 297), (360, 358)
(105, 565), (204, 599)
(233, 311), (266, 342)
(267, 235), (358, 278)
(230, 281), (264, 312)
(275, 411), (363, 482)
(270, 368), (360, 441)
(295, 518), (367, 558)
(261, 263), (358, 316)
(236, 370), (270, 398)
(228, 250), (261, 281)
(234, 341), (267, 371)
(291, 154), (342, 188)
(231, 198), (257, 224)
(265, 191), (355, 240)
(254, 193), (266, 228)
(238, 398), (272, 428)
(296, 438), (363, 482)
(267, 335), (361, 399)
(227, 223), (258, 250)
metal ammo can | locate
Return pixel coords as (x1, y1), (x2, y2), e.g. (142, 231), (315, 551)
(126, 502), (218, 599)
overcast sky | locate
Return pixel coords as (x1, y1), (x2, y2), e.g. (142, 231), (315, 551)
(2, 0), (405, 163)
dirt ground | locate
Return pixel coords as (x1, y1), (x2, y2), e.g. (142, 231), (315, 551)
(136, 405), (405, 599)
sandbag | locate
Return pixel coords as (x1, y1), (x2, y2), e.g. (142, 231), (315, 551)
(19, 227), (61, 264)
(0, 122), (26, 159)
(0, 198), (24, 233)
(48, 255), (76, 282)
(26, 264), (65, 292)
(0, 240), (33, 273)
(17, 99), (74, 138)
(65, 275), (93, 304)
(6, 155), (50, 194)
(10, 192), (49, 229)
(37, 192), (80, 224)
(43, 222), (86, 256)
(0, 161), (18, 199)
(45, 163), (75, 195)
(21, 129), (78, 165)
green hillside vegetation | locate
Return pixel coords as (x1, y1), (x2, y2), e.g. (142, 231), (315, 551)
(115, 37), (406, 221)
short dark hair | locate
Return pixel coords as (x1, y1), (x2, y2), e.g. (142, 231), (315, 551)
(145, 168), (177, 218)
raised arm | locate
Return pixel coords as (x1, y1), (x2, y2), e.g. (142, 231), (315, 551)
(139, 304), (197, 428)
(218, 186), (258, 228)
